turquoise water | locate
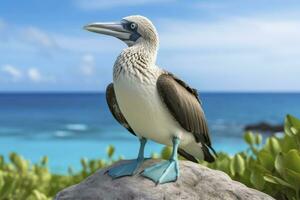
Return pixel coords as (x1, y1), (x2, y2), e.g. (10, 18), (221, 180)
(0, 93), (299, 173)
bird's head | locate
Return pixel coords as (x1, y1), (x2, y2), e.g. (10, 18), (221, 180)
(84, 15), (158, 48)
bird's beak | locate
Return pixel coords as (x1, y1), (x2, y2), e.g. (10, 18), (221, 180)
(84, 22), (131, 40)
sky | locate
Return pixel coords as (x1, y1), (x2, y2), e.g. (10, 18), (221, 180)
(0, 0), (300, 92)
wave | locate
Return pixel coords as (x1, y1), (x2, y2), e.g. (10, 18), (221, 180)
(54, 130), (73, 138)
(65, 124), (88, 131)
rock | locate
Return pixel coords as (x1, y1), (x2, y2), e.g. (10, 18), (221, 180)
(244, 122), (283, 133)
(55, 159), (274, 200)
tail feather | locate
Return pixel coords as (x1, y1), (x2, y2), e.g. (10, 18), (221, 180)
(178, 148), (198, 163)
(207, 144), (218, 158)
(178, 143), (217, 163)
(202, 144), (216, 163)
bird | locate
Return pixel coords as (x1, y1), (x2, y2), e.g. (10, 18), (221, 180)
(84, 15), (216, 184)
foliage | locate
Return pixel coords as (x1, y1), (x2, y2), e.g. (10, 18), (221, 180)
(201, 114), (300, 200)
(0, 152), (114, 200)
(0, 114), (300, 200)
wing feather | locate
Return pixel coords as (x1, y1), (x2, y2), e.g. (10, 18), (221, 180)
(106, 83), (135, 136)
(157, 72), (216, 162)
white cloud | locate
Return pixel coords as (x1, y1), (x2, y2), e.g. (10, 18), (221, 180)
(158, 17), (300, 55)
(75, 0), (173, 10)
(1, 65), (23, 82)
(0, 25), (59, 58)
(1, 65), (54, 83)
(154, 15), (300, 91)
(23, 27), (56, 49)
(27, 68), (43, 82)
(0, 20), (126, 58)
(27, 67), (56, 83)
(80, 54), (95, 76)
(1, 9), (300, 91)
(0, 25), (122, 56)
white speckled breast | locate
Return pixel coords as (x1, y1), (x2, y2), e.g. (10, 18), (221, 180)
(113, 58), (194, 147)
(110, 45), (205, 160)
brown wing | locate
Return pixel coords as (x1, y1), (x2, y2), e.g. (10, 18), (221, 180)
(106, 83), (135, 136)
(157, 72), (216, 162)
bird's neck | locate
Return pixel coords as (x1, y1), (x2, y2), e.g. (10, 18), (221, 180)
(113, 42), (158, 82)
(125, 41), (158, 66)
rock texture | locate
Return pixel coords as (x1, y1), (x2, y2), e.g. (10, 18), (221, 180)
(56, 159), (274, 200)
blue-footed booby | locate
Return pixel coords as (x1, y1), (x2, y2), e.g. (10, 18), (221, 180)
(84, 15), (216, 184)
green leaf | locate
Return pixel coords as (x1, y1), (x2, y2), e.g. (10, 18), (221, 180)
(285, 114), (300, 136)
(250, 170), (265, 190)
(215, 158), (231, 174)
(41, 156), (48, 166)
(284, 149), (300, 173)
(0, 156), (4, 168)
(244, 132), (255, 146)
(285, 168), (300, 189)
(30, 190), (49, 200)
(280, 134), (298, 153)
(9, 152), (28, 174)
(80, 158), (88, 170)
(263, 175), (277, 184)
(258, 150), (275, 171)
(106, 145), (115, 159)
(275, 149), (300, 190)
(255, 134), (263, 145)
(275, 152), (285, 176)
(0, 174), (16, 199)
(230, 154), (245, 176)
(161, 146), (172, 160)
(89, 160), (97, 172)
(0, 171), (4, 192)
(97, 160), (106, 168)
(263, 174), (295, 189)
(151, 153), (160, 159)
(265, 137), (281, 155)
(253, 164), (271, 174)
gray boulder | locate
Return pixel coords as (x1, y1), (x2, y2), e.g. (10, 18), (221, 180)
(56, 159), (274, 200)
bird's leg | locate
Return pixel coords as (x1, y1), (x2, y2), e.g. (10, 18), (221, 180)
(141, 136), (180, 184)
(107, 137), (147, 178)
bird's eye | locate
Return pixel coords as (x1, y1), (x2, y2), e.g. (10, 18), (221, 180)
(130, 23), (137, 30)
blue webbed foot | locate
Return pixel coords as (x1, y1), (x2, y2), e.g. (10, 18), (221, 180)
(141, 137), (180, 184)
(142, 159), (179, 184)
(107, 137), (148, 179)
(107, 159), (143, 178)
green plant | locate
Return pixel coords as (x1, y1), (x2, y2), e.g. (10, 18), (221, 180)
(202, 114), (300, 200)
(0, 148), (114, 200)
(1, 115), (300, 200)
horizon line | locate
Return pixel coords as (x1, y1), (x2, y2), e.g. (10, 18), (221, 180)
(0, 91), (300, 94)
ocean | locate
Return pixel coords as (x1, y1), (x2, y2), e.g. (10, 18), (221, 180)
(0, 93), (300, 173)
